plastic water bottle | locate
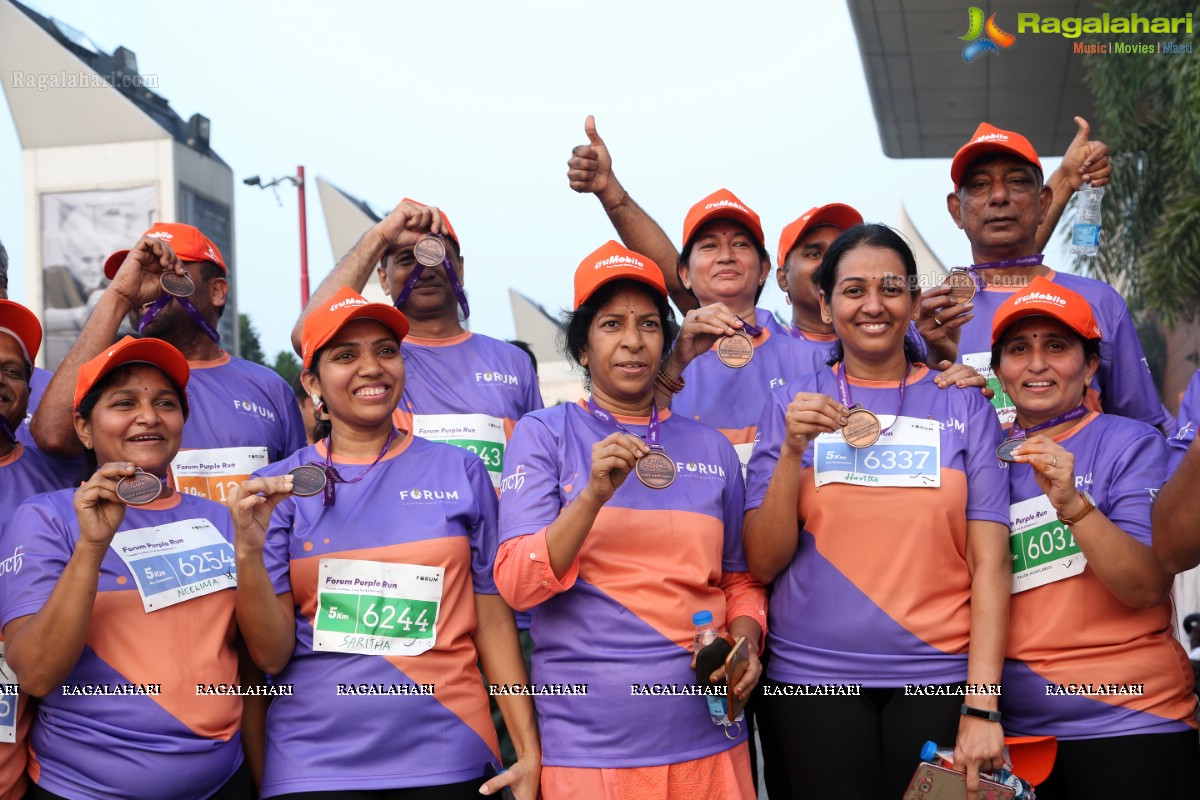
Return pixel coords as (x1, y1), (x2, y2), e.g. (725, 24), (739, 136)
(921, 741), (1036, 799)
(692, 610), (727, 725)
(1070, 183), (1104, 256)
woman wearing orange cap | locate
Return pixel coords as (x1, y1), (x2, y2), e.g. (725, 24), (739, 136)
(229, 287), (539, 800)
(744, 224), (1011, 798)
(0, 336), (252, 800)
(495, 241), (767, 799)
(991, 277), (1199, 799)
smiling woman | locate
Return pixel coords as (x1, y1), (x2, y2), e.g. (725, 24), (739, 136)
(989, 277), (1199, 800)
(743, 224), (1011, 798)
(0, 336), (254, 800)
(495, 241), (767, 799)
(229, 287), (541, 800)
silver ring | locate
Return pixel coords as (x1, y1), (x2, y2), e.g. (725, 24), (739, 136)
(1051, 456), (1058, 467)
(933, 317), (943, 327)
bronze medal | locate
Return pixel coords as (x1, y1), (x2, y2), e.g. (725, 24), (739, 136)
(943, 271), (977, 304)
(996, 437), (1024, 463)
(289, 464), (328, 497)
(159, 271), (196, 297)
(116, 470), (163, 505)
(635, 450), (676, 489)
(842, 406), (882, 449)
(716, 332), (754, 368)
(413, 236), (446, 267)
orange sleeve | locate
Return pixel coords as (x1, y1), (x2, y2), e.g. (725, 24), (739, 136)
(494, 530), (581, 612)
(719, 570), (768, 649)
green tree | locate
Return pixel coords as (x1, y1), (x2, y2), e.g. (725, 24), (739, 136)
(238, 313), (266, 365)
(271, 350), (302, 388)
(1070, 0), (1198, 392)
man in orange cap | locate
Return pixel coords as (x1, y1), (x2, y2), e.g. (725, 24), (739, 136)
(31, 223), (305, 492)
(922, 118), (1170, 433)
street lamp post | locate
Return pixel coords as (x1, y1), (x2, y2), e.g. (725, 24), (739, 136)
(243, 167), (310, 307)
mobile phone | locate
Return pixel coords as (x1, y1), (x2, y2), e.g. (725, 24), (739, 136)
(902, 763), (1016, 800)
(482, 761), (518, 800)
(724, 635), (750, 721)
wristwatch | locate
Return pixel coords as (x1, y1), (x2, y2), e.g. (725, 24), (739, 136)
(1058, 491), (1096, 526)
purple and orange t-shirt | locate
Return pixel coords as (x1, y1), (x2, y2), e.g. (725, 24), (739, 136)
(495, 402), (766, 768)
(674, 309), (826, 471)
(0, 441), (79, 800)
(952, 269), (1168, 431)
(254, 435), (501, 797)
(169, 353), (306, 503)
(746, 364), (1008, 686)
(0, 491), (242, 800)
(1001, 412), (1197, 739)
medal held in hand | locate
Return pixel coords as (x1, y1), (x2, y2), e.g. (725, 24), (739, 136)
(635, 449), (676, 489)
(413, 235), (446, 267)
(842, 405), (882, 449)
(159, 271), (196, 297)
(116, 470), (164, 505)
(288, 464), (328, 497)
(835, 362), (910, 450)
(943, 270), (978, 304)
(717, 332), (754, 368)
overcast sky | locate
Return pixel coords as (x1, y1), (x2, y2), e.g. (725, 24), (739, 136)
(0, 0), (1083, 361)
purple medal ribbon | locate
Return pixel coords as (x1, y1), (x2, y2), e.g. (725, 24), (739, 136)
(958, 253), (1044, 289)
(1010, 405), (1088, 439)
(311, 427), (399, 507)
(736, 314), (763, 338)
(137, 294), (221, 343)
(394, 235), (471, 320)
(835, 361), (912, 439)
(585, 396), (664, 451)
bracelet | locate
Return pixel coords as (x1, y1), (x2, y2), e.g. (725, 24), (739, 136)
(654, 369), (686, 396)
(960, 703), (1002, 722)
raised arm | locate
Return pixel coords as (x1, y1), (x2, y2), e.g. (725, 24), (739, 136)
(1035, 116), (1112, 252)
(31, 238), (184, 457)
(289, 201), (446, 353)
(567, 115), (695, 313)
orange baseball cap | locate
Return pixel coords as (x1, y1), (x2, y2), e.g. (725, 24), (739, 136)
(401, 198), (459, 246)
(573, 241), (666, 310)
(104, 222), (226, 279)
(991, 276), (1101, 346)
(0, 299), (43, 368)
(74, 336), (190, 411)
(681, 189), (764, 248)
(301, 286), (410, 369)
(951, 123), (1042, 189)
(776, 204), (864, 267)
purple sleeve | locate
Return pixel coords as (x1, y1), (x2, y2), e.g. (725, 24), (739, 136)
(465, 455), (499, 594)
(273, 379), (308, 459)
(961, 388), (1010, 525)
(1100, 424), (1167, 547)
(1168, 371), (1200, 475)
(720, 439), (748, 573)
(498, 415), (563, 543)
(519, 360), (544, 415)
(744, 385), (791, 511)
(261, 495), (297, 597)
(1098, 305), (1171, 432)
(0, 496), (72, 627)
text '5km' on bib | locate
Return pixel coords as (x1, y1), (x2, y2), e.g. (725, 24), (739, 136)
(814, 416), (941, 489)
(110, 519), (237, 612)
(313, 559), (445, 656)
